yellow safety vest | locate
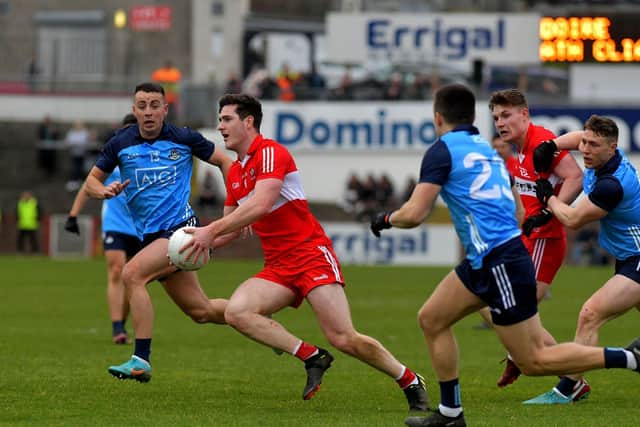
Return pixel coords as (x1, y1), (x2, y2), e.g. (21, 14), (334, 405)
(17, 198), (38, 230)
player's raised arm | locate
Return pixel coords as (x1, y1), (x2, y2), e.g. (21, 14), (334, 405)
(533, 131), (584, 172)
(84, 166), (129, 200)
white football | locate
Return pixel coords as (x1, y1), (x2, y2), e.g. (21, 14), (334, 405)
(167, 227), (210, 271)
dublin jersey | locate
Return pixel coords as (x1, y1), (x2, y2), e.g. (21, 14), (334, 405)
(584, 149), (640, 260)
(420, 125), (521, 268)
(101, 167), (140, 239)
(95, 123), (214, 235)
(224, 134), (332, 264)
(509, 123), (567, 239)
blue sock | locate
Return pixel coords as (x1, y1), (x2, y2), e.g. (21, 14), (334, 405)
(604, 347), (628, 369)
(439, 378), (462, 410)
(112, 320), (125, 336)
(134, 339), (152, 363)
(556, 377), (578, 397)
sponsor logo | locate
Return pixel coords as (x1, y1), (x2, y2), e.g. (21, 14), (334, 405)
(313, 274), (329, 281)
(135, 166), (177, 188)
(231, 182), (240, 189)
(275, 110), (437, 149)
(366, 18), (505, 61)
(489, 307), (502, 314)
(330, 229), (429, 264)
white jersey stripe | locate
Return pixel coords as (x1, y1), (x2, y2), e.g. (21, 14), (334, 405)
(492, 263), (515, 310)
(318, 245), (342, 282)
(531, 238), (545, 277)
(262, 146), (274, 173)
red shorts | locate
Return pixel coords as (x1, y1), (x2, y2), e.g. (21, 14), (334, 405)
(255, 244), (345, 308)
(521, 235), (566, 284)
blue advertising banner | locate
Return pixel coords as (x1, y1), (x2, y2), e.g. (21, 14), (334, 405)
(530, 107), (640, 152)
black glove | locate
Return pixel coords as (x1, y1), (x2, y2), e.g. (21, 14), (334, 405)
(535, 178), (555, 206)
(533, 139), (558, 173)
(370, 211), (393, 238)
(64, 216), (80, 235)
(522, 209), (553, 237)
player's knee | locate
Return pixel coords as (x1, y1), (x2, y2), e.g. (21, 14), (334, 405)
(223, 304), (249, 330)
(515, 353), (547, 376)
(325, 330), (357, 354)
(417, 307), (439, 336)
(577, 303), (600, 329)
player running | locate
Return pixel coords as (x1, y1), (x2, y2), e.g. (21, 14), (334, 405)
(488, 89), (585, 393)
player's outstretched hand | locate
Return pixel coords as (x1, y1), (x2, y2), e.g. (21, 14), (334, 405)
(533, 139), (558, 173)
(370, 211), (393, 238)
(535, 178), (554, 206)
(522, 209), (553, 237)
(64, 216), (80, 235)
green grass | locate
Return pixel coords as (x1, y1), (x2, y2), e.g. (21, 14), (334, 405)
(0, 257), (637, 426)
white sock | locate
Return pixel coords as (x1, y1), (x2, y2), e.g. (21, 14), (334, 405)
(625, 350), (638, 370)
(439, 404), (463, 418)
(291, 340), (302, 356)
(395, 366), (406, 381)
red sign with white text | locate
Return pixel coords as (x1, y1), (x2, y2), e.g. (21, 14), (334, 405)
(130, 6), (172, 31)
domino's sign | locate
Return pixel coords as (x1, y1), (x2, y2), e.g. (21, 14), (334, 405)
(324, 222), (458, 265)
(260, 101), (492, 151)
(326, 13), (540, 66)
(531, 107), (640, 152)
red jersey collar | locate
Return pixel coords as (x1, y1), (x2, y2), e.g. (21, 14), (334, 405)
(521, 122), (536, 154)
(246, 134), (265, 156)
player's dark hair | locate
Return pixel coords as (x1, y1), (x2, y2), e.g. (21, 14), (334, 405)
(584, 115), (618, 143)
(433, 84), (475, 125)
(134, 82), (165, 98)
(218, 93), (263, 131)
(488, 88), (528, 111)
(122, 113), (137, 126)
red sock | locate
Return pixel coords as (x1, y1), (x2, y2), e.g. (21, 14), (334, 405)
(294, 341), (319, 361)
(397, 367), (417, 389)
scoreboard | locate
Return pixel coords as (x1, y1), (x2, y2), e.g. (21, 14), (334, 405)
(540, 15), (640, 62)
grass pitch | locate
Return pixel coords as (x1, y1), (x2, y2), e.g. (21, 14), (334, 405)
(0, 256), (637, 426)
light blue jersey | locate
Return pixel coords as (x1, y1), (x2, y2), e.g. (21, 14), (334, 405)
(419, 125), (521, 268)
(102, 167), (140, 239)
(95, 124), (215, 236)
(584, 149), (640, 260)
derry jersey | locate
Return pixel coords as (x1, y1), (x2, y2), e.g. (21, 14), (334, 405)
(224, 134), (332, 264)
(95, 123), (215, 235)
(508, 123), (567, 239)
(101, 167), (140, 239)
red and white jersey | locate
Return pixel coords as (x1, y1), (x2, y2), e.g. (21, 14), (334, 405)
(507, 123), (567, 239)
(224, 134), (332, 264)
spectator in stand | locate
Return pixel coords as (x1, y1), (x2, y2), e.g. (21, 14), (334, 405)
(64, 120), (91, 192)
(26, 55), (39, 92)
(151, 60), (182, 122)
(16, 190), (41, 253)
(224, 72), (243, 94)
(198, 169), (220, 212)
(384, 72), (405, 100)
(401, 176), (417, 203)
(332, 68), (353, 100)
(341, 173), (363, 215)
(356, 174), (378, 222)
(37, 115), (60, 176)
(376, 174), (396, 210)
(243, 65), (269, 98)
(276, 62), (299, 102)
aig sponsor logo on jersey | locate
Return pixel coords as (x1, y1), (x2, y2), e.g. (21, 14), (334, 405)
(135, 166), (177, 188)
